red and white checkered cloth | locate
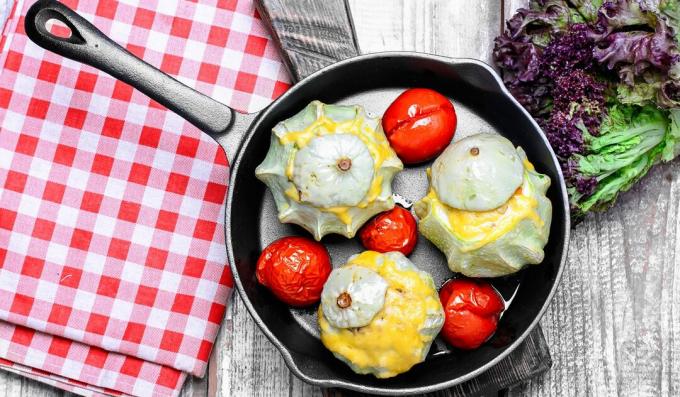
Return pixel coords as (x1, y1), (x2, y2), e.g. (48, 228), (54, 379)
(0, 0), (291, 396)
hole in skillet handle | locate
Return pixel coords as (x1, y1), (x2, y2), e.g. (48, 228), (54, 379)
(26, 2), (86, 47)
(46, 18), (72, 39)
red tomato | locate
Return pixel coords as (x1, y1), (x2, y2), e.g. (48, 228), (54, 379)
(438, 279), (505, 350)
(359, 206), (418, 255)
(256, 236), (332, 307)
(382, 88), (457, 164)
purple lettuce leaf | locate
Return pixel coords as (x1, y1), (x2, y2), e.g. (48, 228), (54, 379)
(593, 18), (679, 84)
(493, 2), (591, 116)
(505, 1), (573, 44)
(592, 0), (680, 107)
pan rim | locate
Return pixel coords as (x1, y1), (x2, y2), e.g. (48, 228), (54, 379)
(225, 51), (571, 395)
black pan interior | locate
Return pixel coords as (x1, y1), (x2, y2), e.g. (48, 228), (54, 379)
(227, 54), (568, 393)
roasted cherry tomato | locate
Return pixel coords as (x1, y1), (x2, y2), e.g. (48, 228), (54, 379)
(382, 88), (457, 164)
(256, 236), (332, 307)
(358, 206), (418, 255)
(438, 279), (505, 350)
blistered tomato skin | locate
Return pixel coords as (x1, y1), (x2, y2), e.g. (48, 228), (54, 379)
(382, 88), (457, 164)
(439, 279), (505, 350)
(358, 206), (418, 255)
(256, 236), (332, 307)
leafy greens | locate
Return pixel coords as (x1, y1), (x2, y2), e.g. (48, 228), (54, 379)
(494, 0), (680, 217)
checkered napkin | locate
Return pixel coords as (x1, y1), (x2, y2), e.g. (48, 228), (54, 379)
(0, 0), (291, 396)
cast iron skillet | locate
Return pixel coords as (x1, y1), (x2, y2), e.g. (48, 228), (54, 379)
(25, 0), (570, 394)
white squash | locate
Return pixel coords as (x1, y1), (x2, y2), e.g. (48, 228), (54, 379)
(293, 134), (375, 208)
(431, 133), (524, 211)
(320, 265), (388, 329)
(255, 101), (403, 240)
(415, 134), (552, 277)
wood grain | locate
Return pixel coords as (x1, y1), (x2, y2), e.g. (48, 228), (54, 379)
(255, 0), (360, 82)
(349, 0), (500, 65)
(0, 371), (63, 396)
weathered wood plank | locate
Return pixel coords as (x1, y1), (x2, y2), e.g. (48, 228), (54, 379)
(0, 370), (65, 396)
(178, 374), (208, 397)
(214, 294), (313, 397)
(349, 0), (500, 65)
(255, 0), (360, 81)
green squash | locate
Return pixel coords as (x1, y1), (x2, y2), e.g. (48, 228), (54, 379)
(415, 134), (552, 277)
(256, 101), (403, 240)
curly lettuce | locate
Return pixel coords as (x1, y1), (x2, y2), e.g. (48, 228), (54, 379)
(494, 0), (680, 217)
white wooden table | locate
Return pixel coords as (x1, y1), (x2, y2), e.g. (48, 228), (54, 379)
(2, 1), (679, 396)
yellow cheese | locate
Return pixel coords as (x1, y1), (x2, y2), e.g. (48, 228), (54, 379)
(318, 251), (441, 378)
(359, 174), (383, 208)
(284, 185), (300, 201)
(285, 150), (296, 180)
(279, 116), (332, 147)
(323, 207), (353, 225)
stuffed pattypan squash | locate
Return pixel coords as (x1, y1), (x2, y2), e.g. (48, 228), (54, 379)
(318, 251), (444, 378)
(256, 101), (403, 240)
(415, 133), (552, 277)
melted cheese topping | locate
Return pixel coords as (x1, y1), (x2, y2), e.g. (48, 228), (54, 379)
(422, 165), (543, 252)
(284, 185), (299, 201)
(318, 251), (442, 378)
(278, 108), (394, 224)
(323, 207), (353, 225)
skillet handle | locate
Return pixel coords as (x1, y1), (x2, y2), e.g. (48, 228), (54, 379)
(255, 0), (360, 82)
(24, 0), (234, 139)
